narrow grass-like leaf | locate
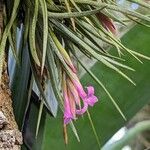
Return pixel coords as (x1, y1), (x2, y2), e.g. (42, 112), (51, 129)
(72, 0), (150, 22)
(102, 56), (135, 71)
(76, 20), (116, 47)
(48, 6), (107, 18)
(70, 122), (80, 142)
(50, 30), (76, 73)
(76, 56), (127, 120)
(8, 33), (19, 63)
(70, 0), (81, 12)
(75, 28), (108, 56)
(87, 110), (101, 149)
(47, 33), (80, 141)
(46, 35), (64, 109)
(48, 33), (76, 80)
(36, 100), (44, 138)
(30, 57), (54, 115)
(126, 15), (150, 28)
(75, 23), (125, 60)
(29, 0), (40, 66)
(23, 8), (30, 46)
(95, 22), (143, 63)
(76, 24), (109, 54)
(0, 0), (20, 82)
(77, 19), (125, 57)
(130, 49), (150, 60)
(64, 0), (76, 30)
(52, 20), (135, 85)
(127, 0), (150, 9)
(39, 0), (48, 75)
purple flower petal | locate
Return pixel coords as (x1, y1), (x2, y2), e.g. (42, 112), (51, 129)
(85, 95), (98, 107)
(87, 86), (94, 96)
(85, 86), (98, 106)
(73, 80), (87, 99)
(67, 80), (81, 105)
(64, 75), (98, 124)
(76, 102), (88, 115)
(63, 89), (74, 124)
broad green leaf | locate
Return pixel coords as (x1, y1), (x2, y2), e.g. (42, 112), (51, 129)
(22, 99), (47, 150)
(10, 44), (30, 128)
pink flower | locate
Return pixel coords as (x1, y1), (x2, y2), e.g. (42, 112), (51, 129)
(63, 74), (98, 125)
(76, 102), (88, 115)
(85, 86), (98, 107)
(63, 89), (74, 124)
(76, 86), (98, 115)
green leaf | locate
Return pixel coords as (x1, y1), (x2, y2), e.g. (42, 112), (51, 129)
(46, 34), (64, 109)
(52, 20), (135, 85)
(72, 0), (150, 22)
(127, 0), (150, 9)
(30, 58), (55, 116)
(0, 0), (20, 82)
(11, 44), (30, 128)
(48, 6), (107, 18)
(8, 32), (19, 64)
(87, 110), (101, 149)
(23, 8), (30, 46)
(23, 99), (47, 150)
(39, 0), (48, 75)
(36, 100), (44, 137)
(47, 29), (80, 142)
(29, 0), (40, 66)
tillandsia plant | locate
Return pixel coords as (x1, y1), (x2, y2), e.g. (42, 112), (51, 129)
(0, 0), (150, 149)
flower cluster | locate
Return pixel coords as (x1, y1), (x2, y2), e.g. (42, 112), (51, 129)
(63, 71), (98, 125)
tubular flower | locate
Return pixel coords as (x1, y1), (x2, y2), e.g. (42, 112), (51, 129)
(63, 72), (98, 125)
(63, 76), (75, 124)
(96, 12), (117, 35)
(63, 89), (74, 124)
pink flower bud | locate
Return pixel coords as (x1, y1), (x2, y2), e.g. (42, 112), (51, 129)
(96, 12), (117, 35)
